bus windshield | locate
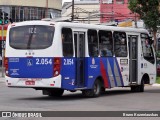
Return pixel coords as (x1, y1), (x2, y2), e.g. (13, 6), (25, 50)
(9, 25), (54, 49)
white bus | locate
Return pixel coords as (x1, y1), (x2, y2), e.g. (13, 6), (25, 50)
(5, 20), (156, 97)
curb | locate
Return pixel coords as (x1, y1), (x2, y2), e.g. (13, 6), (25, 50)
(152, 84), (160, 87)
(0, 77), (5, 83)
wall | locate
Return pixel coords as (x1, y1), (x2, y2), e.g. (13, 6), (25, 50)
(100, 0), (135, 23)
(0, 0), (62, 10)
(62, 2), (100, 24)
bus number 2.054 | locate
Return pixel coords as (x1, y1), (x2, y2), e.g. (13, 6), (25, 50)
(36, 58), (52, 65)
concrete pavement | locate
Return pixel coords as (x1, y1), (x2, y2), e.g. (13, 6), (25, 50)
(0, 76), (5, 85)
(0, 69), (5, 84)
(152, 83), (160, 87)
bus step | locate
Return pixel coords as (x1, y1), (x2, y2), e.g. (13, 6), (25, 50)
(130, 82), (137, 85)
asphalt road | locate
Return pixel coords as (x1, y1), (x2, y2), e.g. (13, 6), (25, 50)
(1, 77), (160, 119)
(0, 80), (160, 111)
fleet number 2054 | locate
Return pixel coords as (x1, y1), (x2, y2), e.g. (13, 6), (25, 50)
(36, 58), (52, 65)
(64, 59), (74, 65)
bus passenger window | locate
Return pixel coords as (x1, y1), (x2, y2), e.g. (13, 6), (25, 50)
(88, 29), (98, 57)
(141, 33), (155, 64)
(114, 32), (127, 57)
(99, 30), (113, 57)
(62, 28), (73, 57)
(9, 25), (54, 49)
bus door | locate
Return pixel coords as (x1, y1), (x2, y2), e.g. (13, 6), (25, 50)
(74, 32), (85, 87)
(128, 35), (138, 83)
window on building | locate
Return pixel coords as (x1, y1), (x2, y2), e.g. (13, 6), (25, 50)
(141, 33), (155, 64)
(24, 7), (29, 21)
(116, 0), (124, 4)
(9, 6), (60, 22)
(62, 28), (74, 57)
(102, 0), (113, 4)
(88, 29), (99, 57)
(20, 7), (24, 21)
(99, 30), (113, 57)
(114, 31), (127, 57)
(15, 7), (20, 22)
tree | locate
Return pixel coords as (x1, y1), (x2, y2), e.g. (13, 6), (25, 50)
(128, 0), (160, 49)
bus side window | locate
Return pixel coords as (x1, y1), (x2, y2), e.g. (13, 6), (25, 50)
(62, 28), (73, 57)
(88, 29), (98, 57)
(141, 33), (155, 64)
(114, 32), (127, 57)
(99, 30), (113, 57)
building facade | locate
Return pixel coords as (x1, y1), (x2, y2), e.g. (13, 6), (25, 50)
(62, 0), (100, 24)
(0, 0), (62, 22)
(100, 0), (136, 24)
(0, 0), (62, 66)
(62, 0), (137, 25)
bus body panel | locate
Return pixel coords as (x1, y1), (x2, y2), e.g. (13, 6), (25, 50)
(8, 57), (53, 78)
(5, 21), (156, 94)
(86, 57), (124, 89)
(61, 57), (76, 90)
(6, 75), (62, 88)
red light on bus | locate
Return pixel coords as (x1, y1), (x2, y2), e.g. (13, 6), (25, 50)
(53, 58), (61, 77)
(4, 57), (9, 76)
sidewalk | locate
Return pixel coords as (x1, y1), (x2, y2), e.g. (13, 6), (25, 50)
(0, 68), (5, 84)
(152, 83), (160, 87)
(0, 76), (5, 83)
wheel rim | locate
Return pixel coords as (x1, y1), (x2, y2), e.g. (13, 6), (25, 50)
(94, 81), (100, 94)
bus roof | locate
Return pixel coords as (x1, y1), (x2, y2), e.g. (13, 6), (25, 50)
(10, 20), (148, 34)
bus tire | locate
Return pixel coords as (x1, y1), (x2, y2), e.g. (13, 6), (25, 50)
(82, 79), (101, 97)
(48, 89), (64, 97)
(131, 80), (144, 92)
(139, 80), (144, 92)
(131, 86), (137, 92)
(131, 86), (140, 92)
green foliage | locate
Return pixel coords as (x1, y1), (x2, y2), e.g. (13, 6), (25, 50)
(156, 51), (160, 58)
(156, 77), (160, 84)
(128, 0), (160, 31)
(128, 0), (138, 12)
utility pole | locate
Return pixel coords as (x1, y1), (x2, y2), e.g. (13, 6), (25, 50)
(1, 21), (4, 77)
(88, 12), (90, 24)
(46, 0), (48, 18)
(71, 0), (74, 21)
(0, 11), (8, 77)
(135, 12), (137, 28)
(1, 12), (4, 77)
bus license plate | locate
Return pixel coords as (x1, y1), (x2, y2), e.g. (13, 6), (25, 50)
(25, 81), (35, 85)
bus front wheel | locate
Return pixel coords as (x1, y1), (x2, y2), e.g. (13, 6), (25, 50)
(82, 79), (101, 97)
